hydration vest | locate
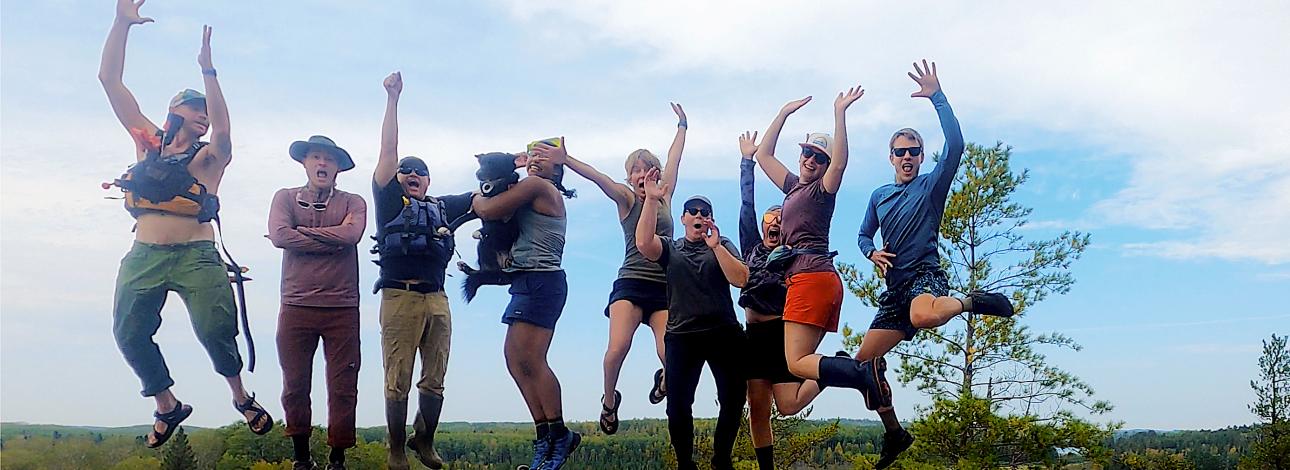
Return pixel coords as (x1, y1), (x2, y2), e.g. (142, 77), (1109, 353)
(106, 129), (220, 223)
(372, 196), (455, 260)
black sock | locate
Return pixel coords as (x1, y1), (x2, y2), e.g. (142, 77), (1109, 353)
(329, 446), (345, 464)
(959, 296), (973, 312)
(535, 421), (551, 440)
(879, 408), (902, 432)
(549, 417), (569, 439)
(754, 445), (774, 470)
(291, 434), (310, 463)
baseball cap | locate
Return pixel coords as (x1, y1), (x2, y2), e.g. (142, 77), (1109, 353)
(798, 132), (833, 156)
(169, 89), (206, 109)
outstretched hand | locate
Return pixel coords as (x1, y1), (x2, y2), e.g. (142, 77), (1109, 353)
(116, 0), (154, 25)
(383, 72), (403, 97)
(738, 131), (759, 158)
(779, 96), (812, 116)
(531, 137), (568, 165)
(834, 85), (864, 113)
(197, 26), (214, 71)
(869, 244), (895, 277)
(703, 221), (722, 249)
(908, 59), (941, 98)
(642, 167), (668, 201)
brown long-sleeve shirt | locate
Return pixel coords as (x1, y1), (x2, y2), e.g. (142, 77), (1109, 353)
(267, 186), (367, 307)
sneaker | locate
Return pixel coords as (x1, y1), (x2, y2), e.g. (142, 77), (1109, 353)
(545, 430), (582, 470)
(969, 291), (1015, 318)
(324, 463), (346, 470)
(875, 428), (914, 469)
(522, 437), (551, 470)
(292, 460), (318, 470)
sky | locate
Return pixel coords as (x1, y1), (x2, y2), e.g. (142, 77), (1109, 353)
(2, 0), (1288, 432)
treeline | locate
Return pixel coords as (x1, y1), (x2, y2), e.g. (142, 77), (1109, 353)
(0, 420), (1265, 469)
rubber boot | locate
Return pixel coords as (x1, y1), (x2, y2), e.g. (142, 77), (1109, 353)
(385, 399), (410, 470)
(408, 392), (445, 469)
(816, 356), (890, 410)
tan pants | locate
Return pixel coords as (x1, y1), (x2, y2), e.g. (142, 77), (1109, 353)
(380, 289), (451, 400)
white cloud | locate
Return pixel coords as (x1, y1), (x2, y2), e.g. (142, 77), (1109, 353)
(494, 0), (1290, 264)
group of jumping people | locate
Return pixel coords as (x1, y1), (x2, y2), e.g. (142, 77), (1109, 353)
(100, 2), (1017, 469)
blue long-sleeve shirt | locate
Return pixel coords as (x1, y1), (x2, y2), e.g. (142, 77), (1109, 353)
(857, 90), (964, 288)
(738, 157), (786, 315)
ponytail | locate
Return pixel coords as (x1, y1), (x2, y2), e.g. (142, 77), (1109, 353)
(549, 164), (577, 199)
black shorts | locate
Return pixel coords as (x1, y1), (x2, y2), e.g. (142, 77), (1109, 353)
(744, 319), (803, 384)
(604, 278), (668, 324)
(870, 268), (949, 340)
(502, 270), (568, 330)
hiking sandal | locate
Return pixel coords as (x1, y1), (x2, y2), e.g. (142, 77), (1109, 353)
(145, 401), (193, 448)
(599, 390), (622, 435)
(235, 393), (274, 435)
(648, 368), (666, 405)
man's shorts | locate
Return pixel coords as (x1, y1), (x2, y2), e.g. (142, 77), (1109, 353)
(870, 268), (950, 340)
(744, 319), (803, 384)
(502, 270), (568, 330)
(604, 277), (668, 324)
(782, 271), (844, 332)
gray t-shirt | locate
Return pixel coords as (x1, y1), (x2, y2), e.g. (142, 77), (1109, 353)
(618, 197), (673, 283)
(658, 237), (742, 334)
(506, 204), (566, 272)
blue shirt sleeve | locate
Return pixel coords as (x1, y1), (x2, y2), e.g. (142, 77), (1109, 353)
(927, 90), (965, 204)
(738, 158), (762, 260)
(857, 190), (880, 258)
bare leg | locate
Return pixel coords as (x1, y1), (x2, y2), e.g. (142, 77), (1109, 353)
(505, 322), (559, 421)
(784, 322), (827, 380)
(648, 310), (669, 393)
(909, 294), (964, 329)
(747, 379), (774, 448)
(603, 301), (643, 408)
(771, 380), (823, 416)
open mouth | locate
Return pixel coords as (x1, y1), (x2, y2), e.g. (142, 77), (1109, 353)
(316, 170), (329, 178)
(407, 179), (421, 189)
(692, 222), (704, 230)
(901, 163), (914, 172)
(768, 228), (781, 239)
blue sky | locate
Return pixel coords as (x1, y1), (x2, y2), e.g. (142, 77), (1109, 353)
(2, 0), (1288, 431)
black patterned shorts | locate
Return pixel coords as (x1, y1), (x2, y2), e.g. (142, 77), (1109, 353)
(870, 268), (949, 340)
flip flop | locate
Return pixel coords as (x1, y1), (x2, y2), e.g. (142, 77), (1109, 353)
(649, 368), (666, 405)
(145, 401), (193, 448)
(599, 390), (622, 435)
(235, 393), (274, 435)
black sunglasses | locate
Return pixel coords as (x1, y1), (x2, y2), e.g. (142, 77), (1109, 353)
(684, 207), (712, 218)
(398, 167), (429, 177)
(892, 147), (923, 157)
(801, 148), (830, 164)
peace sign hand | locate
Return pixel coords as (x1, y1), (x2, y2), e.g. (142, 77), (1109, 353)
(909, 59), (942, 98)
(197, 26), (214, 71)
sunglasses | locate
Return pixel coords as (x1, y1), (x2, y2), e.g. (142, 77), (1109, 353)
(295, 188), (334, 211)
(892, 146), (923, 157)
(762, 212), (781, 225)
(398, 167), (429, 177)
(684, 207), (712, 218)
(801, 149), (830, 164)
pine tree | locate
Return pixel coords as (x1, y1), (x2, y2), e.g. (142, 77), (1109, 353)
(1242, 333), (1290, 469)
(161, 427), (199, 470)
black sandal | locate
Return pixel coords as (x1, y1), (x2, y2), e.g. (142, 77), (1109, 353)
(235, 393), (274, 435)
(146, 401), (193, 448)
(599, 390), (622, 435)
(648, 368), (666, 405)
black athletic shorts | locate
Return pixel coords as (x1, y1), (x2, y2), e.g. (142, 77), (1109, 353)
(744, 319), (803, 384)
(604, 278), (668, 324)
(870, 268), (949, 340)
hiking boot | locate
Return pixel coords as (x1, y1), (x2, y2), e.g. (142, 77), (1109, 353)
(875, 428), (914, 469)
(545, 430), (582, 469)
(970, 291), (1015, 318)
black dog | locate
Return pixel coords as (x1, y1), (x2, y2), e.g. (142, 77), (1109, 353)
(446, 152), (521, 302)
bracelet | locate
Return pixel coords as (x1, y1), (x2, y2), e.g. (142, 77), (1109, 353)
(678, 119), (688, 129)
(202, 68), (217, 76)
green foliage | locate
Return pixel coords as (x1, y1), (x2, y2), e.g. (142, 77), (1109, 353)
(839, 141), (1115, 466)
(1242, 333), (1290, 469)
(161, 427), (198, 470)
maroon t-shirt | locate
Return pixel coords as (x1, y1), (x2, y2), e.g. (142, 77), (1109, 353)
(267, 187), (367, 307)
(779, 173), (836, 276)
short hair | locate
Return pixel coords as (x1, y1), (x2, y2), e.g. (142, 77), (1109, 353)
(889, 128), (924, 149)
(624, 149), (662, 175)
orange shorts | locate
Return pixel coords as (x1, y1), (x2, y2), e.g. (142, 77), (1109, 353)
(783, 271), (844, 332)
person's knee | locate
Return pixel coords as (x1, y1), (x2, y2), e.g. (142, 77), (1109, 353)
(604, 340), (631, 363)
(787, 359), (813, 379)
(778, 400), (806, 416)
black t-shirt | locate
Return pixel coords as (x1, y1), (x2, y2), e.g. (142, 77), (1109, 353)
(372, 177), (473, 290)
(658, 237), (742, 334)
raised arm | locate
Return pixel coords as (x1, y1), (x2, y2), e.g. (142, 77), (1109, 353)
(472, 176), (557, 221)
(634, 168), (668, 262)
(298, 197), (368, 246)
(822, 85), (864, 194)
(98, 0), (158, 142)
(267, 190), (340, 253)
(909, 60), (965, 201)
(737, 131), (762, 259)
(374, 72), (402, 186)
(707, 225), (749, 288)
(753, 97), (811, 192)
(533, 138), (634, 212)
(196, 26), (230, 165)
(660, 103), (687, 200)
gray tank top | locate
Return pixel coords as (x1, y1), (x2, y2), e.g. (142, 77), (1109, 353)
(506, 204), (566, 272)
(618, 197), (673, 283)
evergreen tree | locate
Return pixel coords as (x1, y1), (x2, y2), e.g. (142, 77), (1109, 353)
(161, 427), (199, 470)
(1242, 333), (1290, 469)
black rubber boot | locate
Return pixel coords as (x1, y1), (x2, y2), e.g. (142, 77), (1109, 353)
(408, 392), (445, 469)
(385, 399), (410, 470)
(816, 356), (891, 410)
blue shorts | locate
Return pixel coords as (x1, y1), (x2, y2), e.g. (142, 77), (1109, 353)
(870, 268), (949, 340)
(502, 270), (568, 330)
